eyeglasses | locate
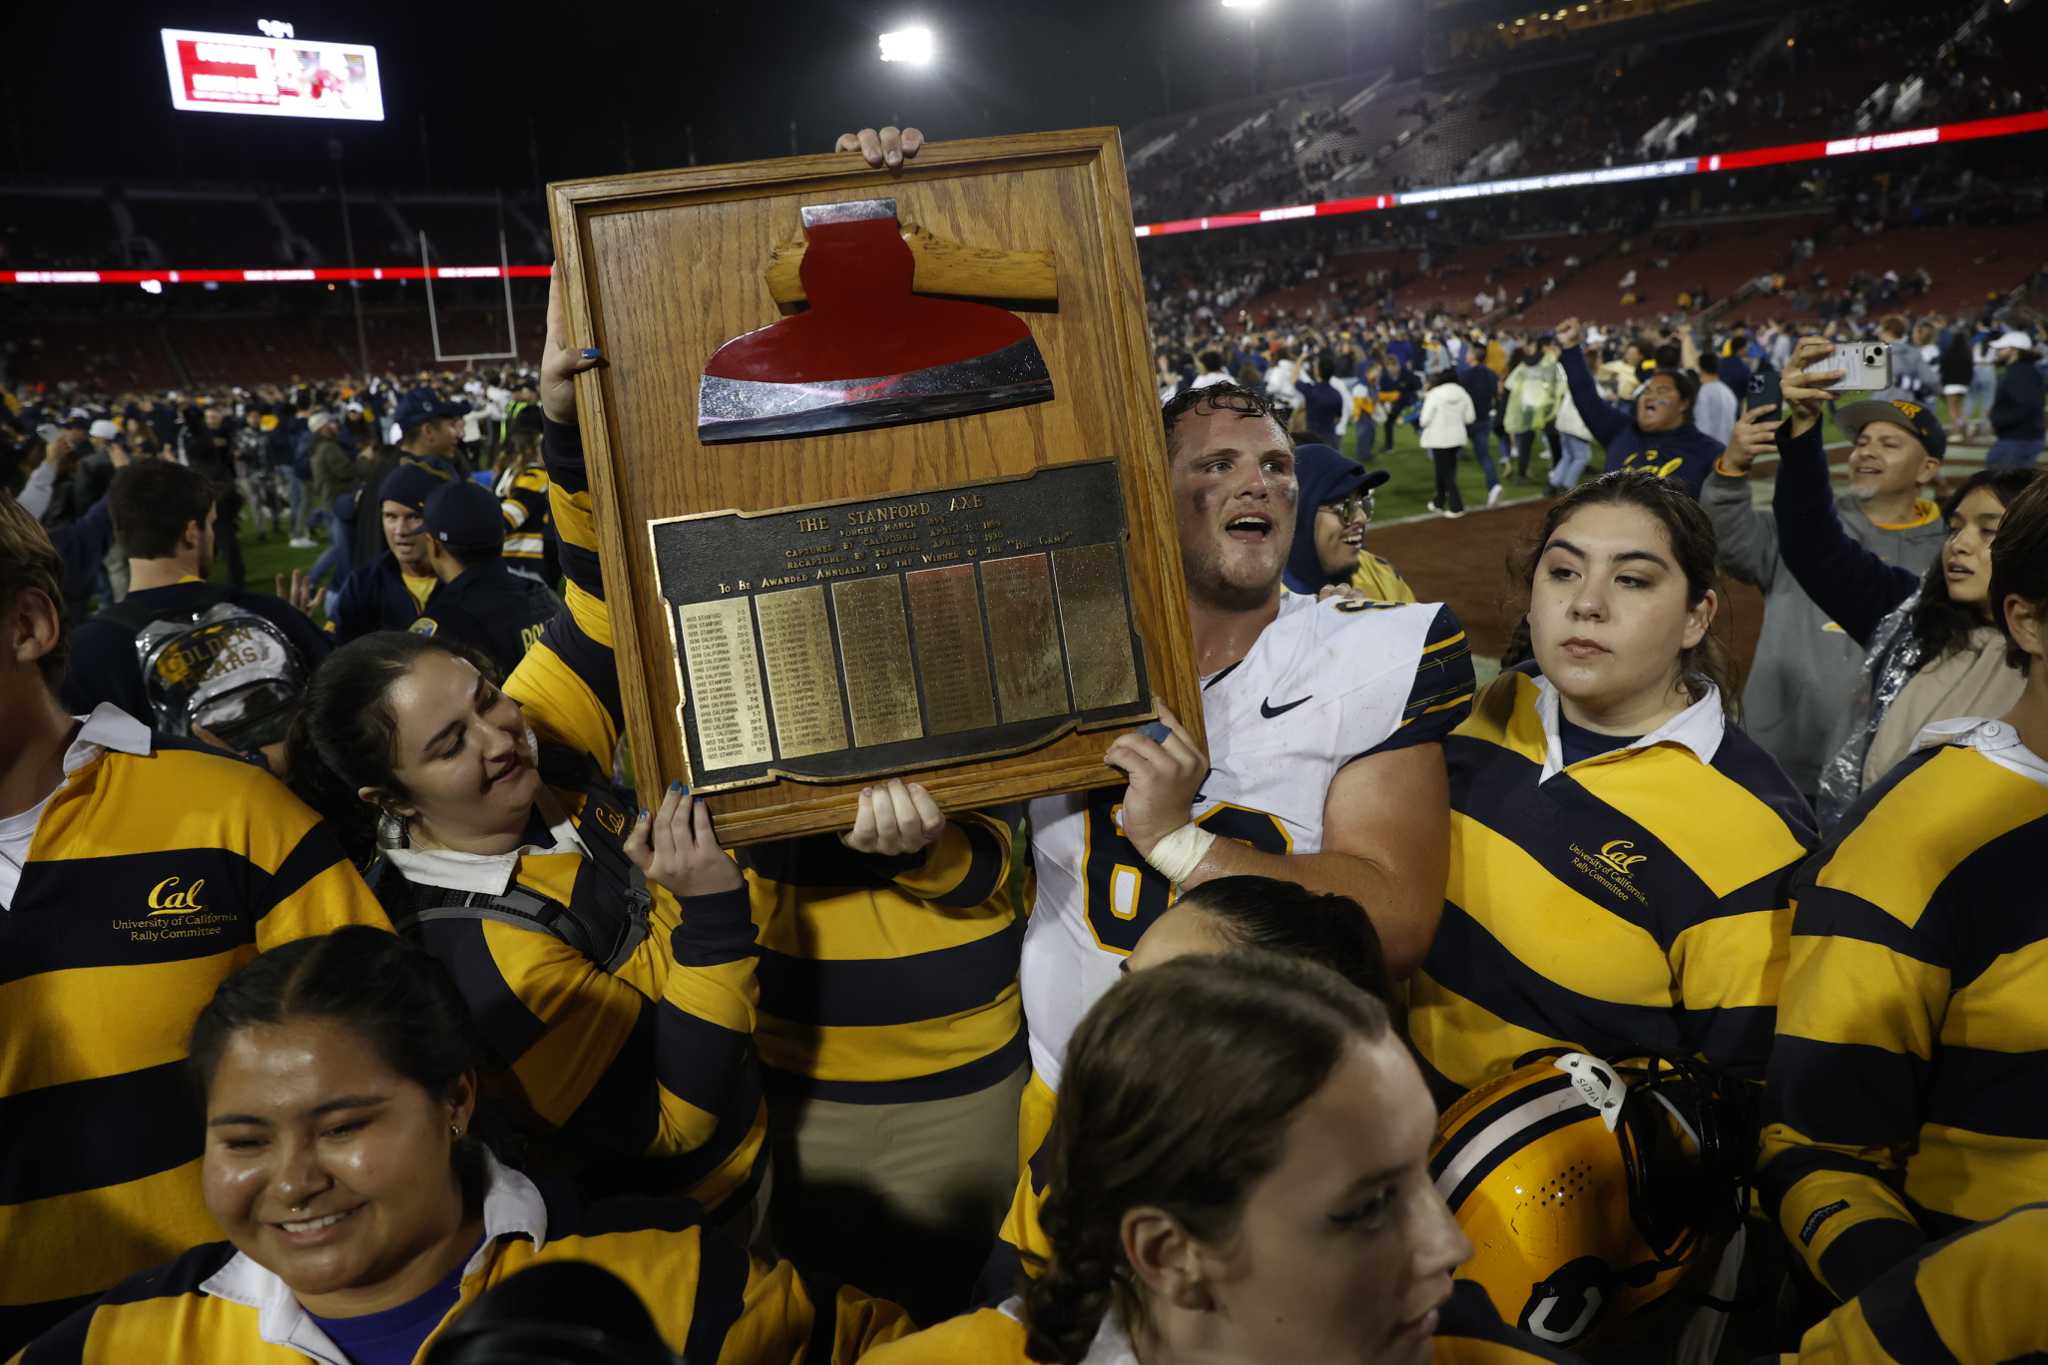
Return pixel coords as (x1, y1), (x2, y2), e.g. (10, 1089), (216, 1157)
(1321, 492), (1374, 523)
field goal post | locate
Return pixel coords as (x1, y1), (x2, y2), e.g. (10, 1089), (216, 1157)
(420, 227), (519, 366)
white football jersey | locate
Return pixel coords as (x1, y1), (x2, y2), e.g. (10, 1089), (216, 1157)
(1021, 593), (1473, 1088)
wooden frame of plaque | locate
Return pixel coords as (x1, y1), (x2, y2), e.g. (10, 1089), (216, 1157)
(549, 128), (1201, 844)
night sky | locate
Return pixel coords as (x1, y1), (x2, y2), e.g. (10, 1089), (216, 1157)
(7, 1), (1423, 194)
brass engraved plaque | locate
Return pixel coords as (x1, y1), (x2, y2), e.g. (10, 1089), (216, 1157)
(678, 598), (774, 771)
(1054, 543), (1140, 711)
(647, 461), (1151, 791)
(981, 553), (1069, 722)
(832, 576), (925, 747)
(754, 586), (850, 760)
(907, 565), (998, 735)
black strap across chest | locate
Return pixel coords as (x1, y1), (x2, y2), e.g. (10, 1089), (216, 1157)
(363, 744), (652, 974)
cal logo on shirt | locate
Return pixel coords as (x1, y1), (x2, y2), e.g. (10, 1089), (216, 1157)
(146, 876), (207, 915)
(1567, 838), (1650, 906)
(1593, 840), (1646, 875)
(111, 875), (236, 944)
(1632, 449), (1685, 481)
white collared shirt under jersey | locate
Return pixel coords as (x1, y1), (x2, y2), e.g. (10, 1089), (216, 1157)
(382, 786), (590, 896)
(0, 704), (153, 909)
(1914, 716), (2048, 787)
(1532, 675), (1727, 785)
(196, 1151), (547, 1365)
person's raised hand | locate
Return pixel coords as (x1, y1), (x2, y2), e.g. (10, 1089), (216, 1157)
(1721, 403), (1782, 476)
(1102, 705), (1206, 858)
(833, 126), (925, 170)
(625, 781), (742, 899)
(274, 567), (316, 617)
(1554, 317), (1583, 350)
(1780, 337), (1842, 440)
(840, 778), (946, 858)
(539, 266), (605, 426)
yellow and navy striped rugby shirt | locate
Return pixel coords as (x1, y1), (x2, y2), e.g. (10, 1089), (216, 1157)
(495, 462), (556, 585)
(982, 1100), (1056, 1301)
(0, 707), (389, 1351)
(10, 1151), (911, 1364)
(860, 1281), (1582, 1363)
(1760, 718), (2048, 1304)
(735, 814), (1021, 1105)
(1348, 550), (1418, 604)
(380, 416), (768, 1215)
(1408, 671), (1816, 1103)
(1774, 1203), (2048, 1363)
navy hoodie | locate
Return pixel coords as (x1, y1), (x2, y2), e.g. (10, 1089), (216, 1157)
(1991, 358), (2046, 441)
(1559, 345), (1724, 495)
(1458, 363), (1498, 425)
(1282, 444), (1372, 594)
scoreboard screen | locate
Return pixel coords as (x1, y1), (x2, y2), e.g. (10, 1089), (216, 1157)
(160, 28), (384, 121)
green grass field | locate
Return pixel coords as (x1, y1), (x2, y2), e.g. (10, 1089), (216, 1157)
(219, 528), (327, 604)
(1338, 407), (1859, 524)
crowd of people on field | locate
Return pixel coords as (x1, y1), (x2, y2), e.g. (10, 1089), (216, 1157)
(2, 127), (2047, 1365)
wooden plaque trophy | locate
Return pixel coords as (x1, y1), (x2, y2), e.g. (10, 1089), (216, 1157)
(548, 129), (1200, 844)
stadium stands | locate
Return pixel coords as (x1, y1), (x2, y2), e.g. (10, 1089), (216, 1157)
(10, 317), (178, 392)
(0, 191), (120, 269)
(1513, 215), (1830, 328)
(5, 0), (2047, 390)
(401, 200), (516, 266)
(1122, 0), (2048, 224)
(121, 193), (288, 270)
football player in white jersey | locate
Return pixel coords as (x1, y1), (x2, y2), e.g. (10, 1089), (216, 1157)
(1016, 383), (1475, 1157)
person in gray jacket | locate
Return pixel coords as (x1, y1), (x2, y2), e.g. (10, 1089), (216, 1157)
(1873, 312), (1936, 405)
(1702, 394), (1947, 800)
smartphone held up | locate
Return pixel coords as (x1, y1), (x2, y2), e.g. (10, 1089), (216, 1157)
(1821, 340), (1892, 391)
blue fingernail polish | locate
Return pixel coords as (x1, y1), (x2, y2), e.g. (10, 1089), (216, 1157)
(669, 780), (683, 792)
(580, 347), (602, 361)
(1140, 721), (1171, 743)
(638, 808), (649, 820)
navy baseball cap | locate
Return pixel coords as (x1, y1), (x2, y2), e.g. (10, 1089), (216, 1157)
(379, 457), (457, 512)
(1835, 397), (1948, 460)
(392, 388), (468, 432)
(422, 479), (506, 554)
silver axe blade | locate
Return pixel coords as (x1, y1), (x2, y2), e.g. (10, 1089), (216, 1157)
(697, 338), (1054, 442)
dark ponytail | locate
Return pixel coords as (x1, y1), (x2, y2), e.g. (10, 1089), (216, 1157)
(1175, 876), (1392, 1007)
(286, 631), (501, 860)
(1910, 467), (2042, 663)
(1990, 475), (2048, 673)
(190, 926), (492, 1194)
(1021, 953), (1389, 1364)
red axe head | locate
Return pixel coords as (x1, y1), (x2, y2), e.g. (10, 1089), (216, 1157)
(698, 197), (1054, 441)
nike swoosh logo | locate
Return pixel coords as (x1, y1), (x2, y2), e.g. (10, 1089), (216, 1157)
(1260, 695), (1312, 719)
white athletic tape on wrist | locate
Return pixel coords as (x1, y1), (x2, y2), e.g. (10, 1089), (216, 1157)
(1145, 823), (1217, 886)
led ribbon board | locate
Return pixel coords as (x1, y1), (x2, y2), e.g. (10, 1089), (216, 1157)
(8, 108), (2047, 282)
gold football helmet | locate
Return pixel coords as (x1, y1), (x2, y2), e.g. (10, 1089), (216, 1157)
(1428, 1051), (1753, 1347)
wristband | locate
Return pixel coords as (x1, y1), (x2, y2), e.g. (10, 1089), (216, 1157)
(1144, 823), (1218, 886)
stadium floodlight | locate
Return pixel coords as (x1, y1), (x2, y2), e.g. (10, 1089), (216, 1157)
(1220, 0), (1269, 9)
(879, 27), (935, 64)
